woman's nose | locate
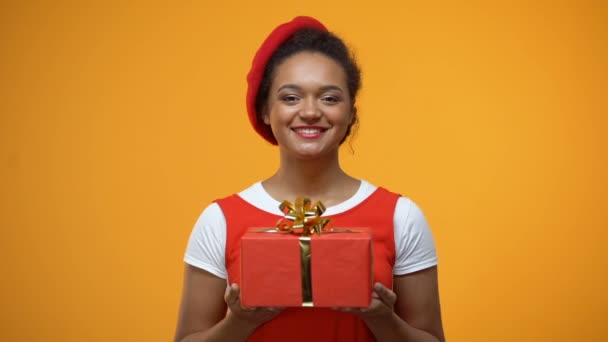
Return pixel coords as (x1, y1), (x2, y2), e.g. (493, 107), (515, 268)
(299, 98), (321, 120)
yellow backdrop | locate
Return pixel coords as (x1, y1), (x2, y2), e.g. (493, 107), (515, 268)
(1, 1), (606, 341)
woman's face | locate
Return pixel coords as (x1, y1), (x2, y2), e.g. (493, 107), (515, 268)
(263, 51), (353, 160)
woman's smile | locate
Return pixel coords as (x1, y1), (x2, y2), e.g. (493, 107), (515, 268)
(291, 126), (329, 139)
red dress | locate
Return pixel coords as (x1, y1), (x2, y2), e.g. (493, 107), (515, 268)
(217, 187), (400, 342)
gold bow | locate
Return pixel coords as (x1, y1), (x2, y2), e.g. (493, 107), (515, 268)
(276, 198), (330, 236)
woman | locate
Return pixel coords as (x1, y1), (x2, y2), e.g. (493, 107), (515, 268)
(174, 16), (445, 342)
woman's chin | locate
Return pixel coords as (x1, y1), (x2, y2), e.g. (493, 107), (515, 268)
(277, 137), (342, 160)
(295, 148), (338, 161)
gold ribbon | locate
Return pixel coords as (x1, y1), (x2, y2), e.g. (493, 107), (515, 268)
(278, 198), (329, 306)
(276, 198), (330, 236)
(299, 236), (313, 307)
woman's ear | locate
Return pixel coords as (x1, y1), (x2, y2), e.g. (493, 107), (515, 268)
(262, 105), (270, 125)
(350, 106), (357, 124)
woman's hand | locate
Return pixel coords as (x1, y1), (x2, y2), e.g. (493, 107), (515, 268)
(337, 282), (397, 321)
(224, 283), (283, 328)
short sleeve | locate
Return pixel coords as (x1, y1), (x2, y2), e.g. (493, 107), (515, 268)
(184, 203), (228, 279)
(393, 197), (438, 275)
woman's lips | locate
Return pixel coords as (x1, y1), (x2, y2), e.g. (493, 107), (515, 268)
(292, 126), (327, 139)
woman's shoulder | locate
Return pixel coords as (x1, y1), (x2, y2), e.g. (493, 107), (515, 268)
(364, 183), (427, 224)
(362, 181), (415, 207)
(208, 182), (283, 216)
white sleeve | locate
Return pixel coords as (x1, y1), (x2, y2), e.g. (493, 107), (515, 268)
(393, 197), (438, 275)
(183, 203), (227, 279)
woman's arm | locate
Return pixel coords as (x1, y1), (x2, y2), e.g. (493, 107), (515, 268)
(174, 265), (280, 342)
(350, 266), (445, 342)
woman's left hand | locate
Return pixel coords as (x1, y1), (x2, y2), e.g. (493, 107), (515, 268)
(337, 282), (396, 321)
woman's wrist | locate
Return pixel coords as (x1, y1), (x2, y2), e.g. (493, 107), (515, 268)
(362, 309), (397, 326)
(223, 313), (260, 338)
(363, 311), (415, 341)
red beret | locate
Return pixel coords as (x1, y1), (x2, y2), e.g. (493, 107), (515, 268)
(246, 16), (328, 145)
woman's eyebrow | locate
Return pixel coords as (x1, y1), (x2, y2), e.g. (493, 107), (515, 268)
(276, 84), (344, 93)
(319, 85), (343, 93)
(277, 84), (301, 92)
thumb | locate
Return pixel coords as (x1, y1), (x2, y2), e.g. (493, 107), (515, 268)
(374, 283), (396, 306)
(225, 283), (240, 306)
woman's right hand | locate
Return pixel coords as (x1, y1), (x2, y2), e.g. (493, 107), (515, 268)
(224, 283), (283, 328)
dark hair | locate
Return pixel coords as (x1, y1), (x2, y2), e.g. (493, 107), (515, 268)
(255, 28), (361, 145)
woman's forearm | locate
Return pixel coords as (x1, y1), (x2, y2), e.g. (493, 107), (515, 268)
(179, 314), (258, 342)
(364, 312), (443, 342)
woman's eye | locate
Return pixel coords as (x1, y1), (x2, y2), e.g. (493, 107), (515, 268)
(281, 95), (299, 103)
(322, 96), (340, 104)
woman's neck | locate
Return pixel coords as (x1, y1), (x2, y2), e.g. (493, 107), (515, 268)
(262, 151), (359, 206)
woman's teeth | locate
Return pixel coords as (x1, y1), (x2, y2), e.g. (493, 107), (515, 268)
(294, 128), (322, 134)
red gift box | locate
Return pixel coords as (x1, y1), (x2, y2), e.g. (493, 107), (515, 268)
(240, 230), (373, 308)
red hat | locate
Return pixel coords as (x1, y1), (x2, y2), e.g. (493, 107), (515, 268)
(246, 16), (328, 145)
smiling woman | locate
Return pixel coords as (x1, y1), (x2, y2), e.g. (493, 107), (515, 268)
(263, 52), (353, 160)
(174, 16), (445, 342)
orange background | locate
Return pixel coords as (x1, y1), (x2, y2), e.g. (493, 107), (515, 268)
(1, 1), (607, 341)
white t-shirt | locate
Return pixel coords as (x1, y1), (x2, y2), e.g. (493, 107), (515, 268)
(184, 180), (438, 279)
